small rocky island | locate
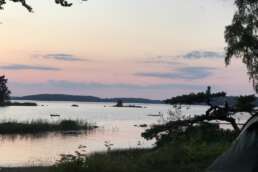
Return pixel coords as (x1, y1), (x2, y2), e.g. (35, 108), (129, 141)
(113, 100), (144, 108)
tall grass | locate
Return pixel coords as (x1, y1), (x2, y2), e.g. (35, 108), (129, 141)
(0, 101), (37, 106)
(0, 120), (97, 134)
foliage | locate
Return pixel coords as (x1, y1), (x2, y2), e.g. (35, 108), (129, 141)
(151, 122), (237, 148)
(0, 75), (11, 105)
(164, 90), (226, 105)
(0, 0), (87, 12)
(53, 124), (235, 172)
(225, 0), (258, 92)
(235, 95), (256, 113)
(147, 86), (257, 143)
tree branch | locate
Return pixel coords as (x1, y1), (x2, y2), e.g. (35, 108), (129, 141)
(0, 0), (87, 12)
(142, 104), (241, 140)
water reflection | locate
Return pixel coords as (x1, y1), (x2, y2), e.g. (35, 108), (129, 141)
(0, 129), (99, 143)
(0, 120), (154, 167)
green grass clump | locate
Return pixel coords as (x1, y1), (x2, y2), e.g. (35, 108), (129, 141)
(0, 120), (96, 134)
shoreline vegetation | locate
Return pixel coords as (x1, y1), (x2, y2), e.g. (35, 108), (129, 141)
(0, 101), (37, 107)
(52, 124), (237, 172)
(164, 91), (258, 107)
(0, 120), (97, 135)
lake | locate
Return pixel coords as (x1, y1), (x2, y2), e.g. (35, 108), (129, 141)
(0, 102), (250, 167)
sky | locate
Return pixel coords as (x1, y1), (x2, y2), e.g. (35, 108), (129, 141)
(0, 0), (255, 99)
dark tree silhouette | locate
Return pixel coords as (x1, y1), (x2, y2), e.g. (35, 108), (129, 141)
(225, 0), (258, 92)
(142, 0), (258, 146)
(164, 88), (226, 105)
(0, 0), (87, 12)
(0, 75), (11, 104)
(235, 95), (256, 113)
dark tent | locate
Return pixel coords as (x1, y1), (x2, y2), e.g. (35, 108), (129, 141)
(208, 115), (258, 172)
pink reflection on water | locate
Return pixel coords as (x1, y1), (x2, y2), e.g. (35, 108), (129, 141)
(0, 121), (155, 167)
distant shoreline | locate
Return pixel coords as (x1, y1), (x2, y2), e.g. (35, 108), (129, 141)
(11, 94), (162, 104)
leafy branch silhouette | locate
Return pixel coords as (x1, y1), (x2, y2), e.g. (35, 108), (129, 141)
(0, 0), (87, 12)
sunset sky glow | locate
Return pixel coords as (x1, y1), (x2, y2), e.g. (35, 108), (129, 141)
(0, 0), (255, 99)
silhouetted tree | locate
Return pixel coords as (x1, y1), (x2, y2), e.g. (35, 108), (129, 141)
(0, 75), (11, 104)
(225, 0), (258, 92)
(0, 0), (87, 12)
(235, 95), (256, 113)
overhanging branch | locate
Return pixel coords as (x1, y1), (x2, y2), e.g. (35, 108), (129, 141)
(0, 0), (87, 12)
(142, 104), (241, 140)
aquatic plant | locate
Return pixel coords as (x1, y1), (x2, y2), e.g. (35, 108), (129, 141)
(0, 119), (97, 134)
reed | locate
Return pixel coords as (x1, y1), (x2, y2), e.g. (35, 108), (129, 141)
(0, 119), (97, 134)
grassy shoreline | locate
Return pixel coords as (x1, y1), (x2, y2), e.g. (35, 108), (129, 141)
(3, 136), (231, 172)
(0, 120), (97, 134)
(51, 124), (236, 172)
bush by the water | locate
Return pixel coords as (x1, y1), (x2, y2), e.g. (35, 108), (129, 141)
(0, 120), (96, 134)
(53, 123), (237, 172)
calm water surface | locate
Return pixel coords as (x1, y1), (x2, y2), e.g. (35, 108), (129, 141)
(0, 102), (250, 167)
(0, 101), (171, 167)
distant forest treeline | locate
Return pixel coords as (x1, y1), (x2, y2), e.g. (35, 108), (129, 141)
(165, 91), (258, 107)
(164, 91), (226, 105)
(12, 94), (162, 104)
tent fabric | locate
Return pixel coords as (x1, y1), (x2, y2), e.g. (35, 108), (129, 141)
(207, 115), (258, 172)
